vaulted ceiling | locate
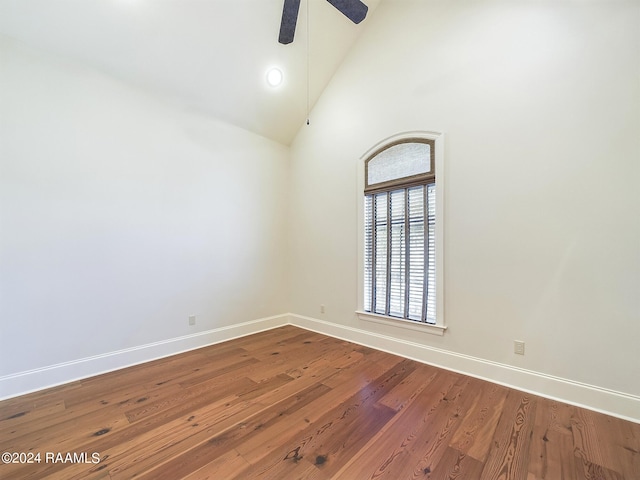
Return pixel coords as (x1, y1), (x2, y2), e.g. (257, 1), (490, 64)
(0, 0), (381, 145)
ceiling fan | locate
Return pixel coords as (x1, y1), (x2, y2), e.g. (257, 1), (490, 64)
(278, 0), (368, 44)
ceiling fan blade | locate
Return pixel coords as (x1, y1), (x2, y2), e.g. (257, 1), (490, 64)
(326, 0), (368, 24)
(279, 0), (301, 45)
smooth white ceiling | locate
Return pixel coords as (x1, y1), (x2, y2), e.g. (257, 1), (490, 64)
(0, 0), (381, 145)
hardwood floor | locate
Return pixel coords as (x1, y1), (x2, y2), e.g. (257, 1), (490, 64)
(1, 325), (638, 479)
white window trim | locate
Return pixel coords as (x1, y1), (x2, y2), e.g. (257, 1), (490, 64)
(355, 310), (447, 336)
(356, 130), (446, 336)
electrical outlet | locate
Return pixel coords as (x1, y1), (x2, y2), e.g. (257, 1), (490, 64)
(514, 340), (525, 355)
(320, 304), (325, 314)
(189, 315), (196, 326)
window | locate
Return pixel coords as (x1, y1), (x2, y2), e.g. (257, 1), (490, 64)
(358, 134), (445, 335)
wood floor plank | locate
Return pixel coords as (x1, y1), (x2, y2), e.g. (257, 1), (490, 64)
(375, 374), (480, 479)
(427, 446), (485, 479)
(118, 345), (375, 478)
(571, 407), (639, 479)
(2, 383), (184, 448)
(0, 399), (66, 436)
(103, 393), (261, 479)
(378, 362), (440, 412)
(528, 397), (577, 480)
(60, 350), (220, 405)
(0, 381), (83, 412)
(1, 326), (639, 480)
(448, 381), (509, 463)
(171, 356), (260, 389)
(574, 458), (625, 480)
(131, 382), (332, 479)
(123, 374), (257, 424)
(181, 449), (252, 480)
(332, 369), (460, 479)
(240, 360), (415, 479)
(480, 390), (537, 480)
(1, 406), (131, 453)
(321, 348), (399, 390)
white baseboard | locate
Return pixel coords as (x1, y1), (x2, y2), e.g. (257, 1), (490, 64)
(288, 314), (640, 424)
(2, 312), (638, 424)
(0, 314), (288, 401)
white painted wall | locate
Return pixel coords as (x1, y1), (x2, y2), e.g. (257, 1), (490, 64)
(1, 0), (638, 420)
(0, 37), (289, 378)
(288, 0), (640, 400)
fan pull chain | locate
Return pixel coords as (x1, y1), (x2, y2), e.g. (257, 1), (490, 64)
(306, 0), (310, 125)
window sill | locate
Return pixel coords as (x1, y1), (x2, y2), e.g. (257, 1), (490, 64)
(356, 311), (447, 336)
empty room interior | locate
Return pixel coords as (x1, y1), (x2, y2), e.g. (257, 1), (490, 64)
(1, 0), (639, 478)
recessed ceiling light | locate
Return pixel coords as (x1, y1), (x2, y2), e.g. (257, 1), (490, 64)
(266, 68), (283, 87)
